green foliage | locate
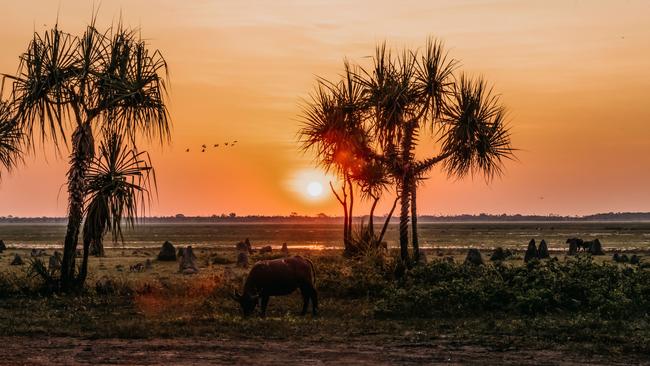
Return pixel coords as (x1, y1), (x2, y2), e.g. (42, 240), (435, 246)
(375, 256), (650, 319)
(346, 222), (385, 258)
(0, 269), (48, 298)
(314, 253), (395, 299)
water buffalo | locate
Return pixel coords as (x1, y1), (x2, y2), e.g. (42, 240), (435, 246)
(566, 238), (589, 252)
(232, 256), (318, 317)
(566, 238), (604, 255)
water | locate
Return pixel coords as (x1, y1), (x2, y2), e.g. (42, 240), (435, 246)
(2, 221), (650, 252)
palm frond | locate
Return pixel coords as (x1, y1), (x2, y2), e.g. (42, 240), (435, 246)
(414, 37), (458, 125)
(439, 74), (515, 180)
(83, 131), (154, 245)
(0, 101), (23, 179)
(10, 25), (78, 147)
(96, 24), (171, 144)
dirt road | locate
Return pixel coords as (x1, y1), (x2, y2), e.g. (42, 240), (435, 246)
(1, 336), (647, 365)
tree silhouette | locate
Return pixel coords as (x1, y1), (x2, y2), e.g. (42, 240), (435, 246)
(78, 131), (154, 284)
(301, 38), (514, 262)
(2, 18), (170, 290)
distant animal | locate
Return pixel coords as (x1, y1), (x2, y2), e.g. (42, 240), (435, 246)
(186, 148), (189, 152)
(233, 140), (238, 143)
(566, 238), (588, 252)
(214, 144), (218, 147)
(566, 238), (604, 255)
(201, 149), (205, 152)
(232, 256), (318, 317)
(202, 144), (207, 148)
(225, 142), (229, 146)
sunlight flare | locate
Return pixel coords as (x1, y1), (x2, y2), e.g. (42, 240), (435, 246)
(287, 169), (336, 202)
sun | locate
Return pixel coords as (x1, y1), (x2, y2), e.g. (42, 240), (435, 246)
(306, 181), (323, 197)
(287, 168), (335, 202)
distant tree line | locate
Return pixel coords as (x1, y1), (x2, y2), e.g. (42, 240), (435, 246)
(4, 212), (650, 224)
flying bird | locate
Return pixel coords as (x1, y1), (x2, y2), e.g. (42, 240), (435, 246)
(214, 144), (218, 147)
(202, 149), (206, 153)
(225, 142), (229, 146)
(201, 144), (207, 148)
(185, 148), (190, 152)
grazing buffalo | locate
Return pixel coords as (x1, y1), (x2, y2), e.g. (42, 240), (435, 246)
(566, 238), (604, 255)
(232, 256), (318, 317)
(566, 238), (588, 253)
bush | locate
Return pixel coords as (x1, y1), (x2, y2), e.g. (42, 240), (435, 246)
(314, 253), (395, 299)
(375, 256), (650, 319)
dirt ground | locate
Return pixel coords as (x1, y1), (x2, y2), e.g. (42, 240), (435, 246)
(1, 336), (647, 366)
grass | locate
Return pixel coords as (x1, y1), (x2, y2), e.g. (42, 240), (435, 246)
(1, 247), (650, 357)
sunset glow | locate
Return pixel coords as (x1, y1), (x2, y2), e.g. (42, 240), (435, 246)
(287, 169), (335, 203)
(0, 0), (648, 217)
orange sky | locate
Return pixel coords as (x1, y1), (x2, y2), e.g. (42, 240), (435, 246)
(0, 0), (649, 217)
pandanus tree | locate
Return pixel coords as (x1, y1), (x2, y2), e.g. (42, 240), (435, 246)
(300, 64), (398, 255)
(78, 131), (154, 284)
(2, 19), (170, 290)
(301, 38), (514, 262)
(0, 101), (23, 179)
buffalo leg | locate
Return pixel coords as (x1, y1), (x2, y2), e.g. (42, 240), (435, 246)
(302, 295), (310, 316)
(311, 287), (319, 316)
(300, 286), (310, 315)
(260, 295), (269, 317)
(301, 284), (318, 316)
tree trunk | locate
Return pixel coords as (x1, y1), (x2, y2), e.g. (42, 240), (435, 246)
(378, 195), (399, 244)
(398, 182), (410, 262)
(59, 122), (94, 291)
(77, 234), (92, 286)
(330, 181), (349, 254)
(410, 182), (420, 263)
(368, 195), (379, 237)
(398, 122), (416, 263)
(90, 237), (105, 257)
(347, 175), (354, 243)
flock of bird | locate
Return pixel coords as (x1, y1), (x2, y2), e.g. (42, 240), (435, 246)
(186, 140), (238, 153)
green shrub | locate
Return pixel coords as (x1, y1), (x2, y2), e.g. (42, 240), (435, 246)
(314, 253), (395, 299)
(375, 256), (650, 319)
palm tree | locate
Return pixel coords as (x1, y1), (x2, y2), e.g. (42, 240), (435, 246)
(0, 101), (22, 179)
(301, 38), (514, 263)
(354, 39), (460, 263)
(2, 19), (170, 290)
(77, 131), (154, 285)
